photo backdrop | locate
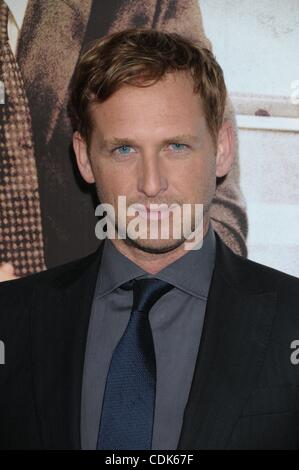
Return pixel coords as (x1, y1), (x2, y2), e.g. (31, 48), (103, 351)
(0, 0), (298, 277)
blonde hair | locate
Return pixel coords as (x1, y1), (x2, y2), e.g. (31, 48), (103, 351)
(70, 28), (227, 148)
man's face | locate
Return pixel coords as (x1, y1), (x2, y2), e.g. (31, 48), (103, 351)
(74, 71), (233, 254)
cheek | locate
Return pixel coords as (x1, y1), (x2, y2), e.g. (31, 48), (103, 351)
(94, 162), (134, 201)
(174, 156), (215, 194)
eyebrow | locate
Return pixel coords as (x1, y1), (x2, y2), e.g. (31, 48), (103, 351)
(102, 134), (200, 148)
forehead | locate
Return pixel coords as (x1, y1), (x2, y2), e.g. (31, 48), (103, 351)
(89, 71), (207, 138)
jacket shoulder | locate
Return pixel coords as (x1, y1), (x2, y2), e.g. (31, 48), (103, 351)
(0, 246), (101, 292)
(0, 245), (103, 321)
(216, 234), (299, 295)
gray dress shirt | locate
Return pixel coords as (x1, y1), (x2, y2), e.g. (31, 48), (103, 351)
(81, 223), (216, 450)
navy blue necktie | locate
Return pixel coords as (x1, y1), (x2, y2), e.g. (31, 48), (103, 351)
(96, 277), (175, 450)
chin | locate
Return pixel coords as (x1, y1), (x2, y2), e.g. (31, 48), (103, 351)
(123, 236), (185, 254)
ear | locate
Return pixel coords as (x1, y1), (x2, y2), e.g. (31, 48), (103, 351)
(215, 120), (234, 178)
(72, 131), (95, 184)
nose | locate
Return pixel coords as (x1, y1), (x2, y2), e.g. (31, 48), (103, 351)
(137, 151), (168, 197)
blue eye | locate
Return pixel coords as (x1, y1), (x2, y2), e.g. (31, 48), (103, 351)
(169, 143), (188, 151)
(114, 145), (134, 155)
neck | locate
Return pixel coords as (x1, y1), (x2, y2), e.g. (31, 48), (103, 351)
(109, 217), (210, 274)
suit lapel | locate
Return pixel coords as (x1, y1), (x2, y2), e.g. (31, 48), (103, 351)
(177, 234), (277, 449)
(30, 242), (104, 449)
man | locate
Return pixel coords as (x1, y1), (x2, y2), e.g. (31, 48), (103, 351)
(0, 29), (298, 450)
(0, 0), (247, 280)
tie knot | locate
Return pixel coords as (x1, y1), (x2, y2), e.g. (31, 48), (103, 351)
(123, 278), (175, 313)
(0, 1), (9, 43)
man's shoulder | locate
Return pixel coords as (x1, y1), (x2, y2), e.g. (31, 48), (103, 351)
(0, 247), (103, 357)
(0, 247), (102, 336)
(218, 237), (299, 315)
(0, 245), (102, 298)
(217, 236), (299, 297)
(240, 253), (299, 289)
(217, 242), (299, 341)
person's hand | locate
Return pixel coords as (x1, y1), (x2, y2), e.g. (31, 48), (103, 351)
(0, 263), (19, 281)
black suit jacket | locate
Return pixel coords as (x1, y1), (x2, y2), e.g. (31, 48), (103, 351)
(0, 233), (298, 450)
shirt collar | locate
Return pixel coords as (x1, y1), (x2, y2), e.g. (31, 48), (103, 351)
(96, 221), (216, 300)
(5, 0), (28, 31)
